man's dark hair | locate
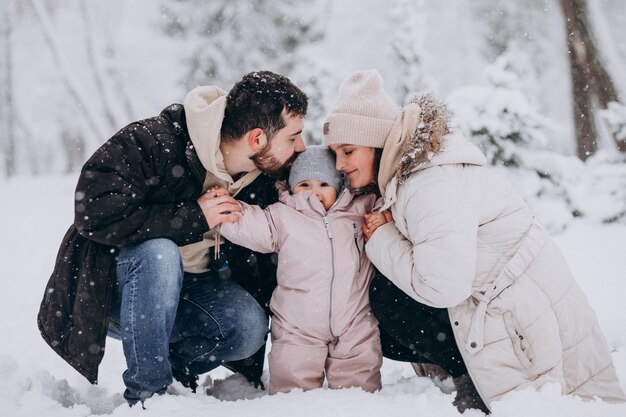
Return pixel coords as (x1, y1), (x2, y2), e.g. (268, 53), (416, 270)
(221, 71), (308, 143)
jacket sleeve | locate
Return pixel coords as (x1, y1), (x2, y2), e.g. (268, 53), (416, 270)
(365, 180), (478, 308)
(218, 202), (281, 254)
(74, 122), (208, 247)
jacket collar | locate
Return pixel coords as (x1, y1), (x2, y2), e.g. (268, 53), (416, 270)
(378, 93), (486, 210)
(378, 94), (449, 195)
(279, 188), (354, 217)
(160, 104), (206, 184)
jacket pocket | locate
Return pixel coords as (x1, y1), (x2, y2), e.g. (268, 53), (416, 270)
(503, 311), (534, 369)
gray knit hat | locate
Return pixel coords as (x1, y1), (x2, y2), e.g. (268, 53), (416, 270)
(288, 145), (343, 193)
(323, 70), (399, 148)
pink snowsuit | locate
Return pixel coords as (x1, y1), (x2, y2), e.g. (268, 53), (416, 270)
(219, 188), (382, 394)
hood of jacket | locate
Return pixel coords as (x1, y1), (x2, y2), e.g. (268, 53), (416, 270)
(180, 86), (263, 275)
(276, 185), (368, 219)
(183, 85), (261, 191)
(378, 94), (486, 209)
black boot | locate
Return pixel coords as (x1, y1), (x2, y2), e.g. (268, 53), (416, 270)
(411, 362), (451, 380)
(452, 373), (490, 414)
(172, 366), (199, 393)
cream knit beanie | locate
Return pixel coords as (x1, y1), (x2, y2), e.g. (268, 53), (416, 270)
(324, 70), (399, 148)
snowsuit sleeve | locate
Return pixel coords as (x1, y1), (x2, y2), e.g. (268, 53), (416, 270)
(365, 179), (478, 308)
(74, 120), (208, 247)
(218, 202), (282, 254)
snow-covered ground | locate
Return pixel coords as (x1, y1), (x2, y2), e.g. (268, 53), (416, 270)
(1, 174), (625, 417)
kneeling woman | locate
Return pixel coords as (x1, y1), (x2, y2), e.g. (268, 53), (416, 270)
(323, 70), (625, 413)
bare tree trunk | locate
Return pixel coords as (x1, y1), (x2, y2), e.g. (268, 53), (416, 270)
(60, 126), (86, 172)
(391, 0), (429, 104)
(76, 0), (138, 130)
(0, 2), (16, 177)
(559, 0), (625, 160)
(96, 1), (136, 124)
(28, 0), (110, 146)
(16, 119), (41, 176)
(77, 1), (117, 131)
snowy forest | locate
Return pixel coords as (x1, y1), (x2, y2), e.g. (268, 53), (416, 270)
(1, 0), (626, 227)
(1, 1), (626, 416)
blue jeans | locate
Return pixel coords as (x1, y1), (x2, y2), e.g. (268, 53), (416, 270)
(108, 238), (268, 404)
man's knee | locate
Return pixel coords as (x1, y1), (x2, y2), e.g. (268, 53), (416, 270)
(226, 296), (269, 358)
(116, 238), (183, 299)
(118, 238), (181, 264)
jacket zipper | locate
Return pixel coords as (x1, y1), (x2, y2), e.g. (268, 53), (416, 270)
(322, 216), (336, 339)
(310, 190), (345, 342)
(352, 223), (361, 272)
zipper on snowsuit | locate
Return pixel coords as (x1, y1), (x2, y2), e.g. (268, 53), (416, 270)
(312, 188), (346, 341)
(322, 215), (336, 339)
(352, 223), (361, 272)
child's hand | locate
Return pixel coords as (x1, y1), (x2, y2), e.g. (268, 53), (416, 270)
(362, 210), (393, 242)
(207, 185), (229, 197)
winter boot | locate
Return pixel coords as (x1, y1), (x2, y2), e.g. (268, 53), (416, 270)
(411, 362), (451, 380)
(172, 366), (199, 393)
(452, 373), (489, 414)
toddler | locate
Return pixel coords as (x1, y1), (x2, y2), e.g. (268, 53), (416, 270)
(218, 146), (389, 394)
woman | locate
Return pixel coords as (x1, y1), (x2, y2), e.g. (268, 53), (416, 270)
(323, 70), (625, 413)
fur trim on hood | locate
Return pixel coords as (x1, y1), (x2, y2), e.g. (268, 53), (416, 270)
(396, 94), (449, 184)
(377, 93), (450, 194)
(377, 93), (486, 207)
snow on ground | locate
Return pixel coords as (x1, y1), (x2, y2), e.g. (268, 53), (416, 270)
(1, 174), (625, 417)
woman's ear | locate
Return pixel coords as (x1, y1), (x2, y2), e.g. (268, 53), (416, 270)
(247, 128), (267, 153)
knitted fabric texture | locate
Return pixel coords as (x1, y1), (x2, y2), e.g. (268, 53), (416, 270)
(324, 70), (399, 148)
(288, 145), (343, 193)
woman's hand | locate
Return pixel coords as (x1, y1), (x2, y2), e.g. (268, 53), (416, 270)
(363, 210), (393, 242)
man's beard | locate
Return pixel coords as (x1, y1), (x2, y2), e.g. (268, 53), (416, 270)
(250, 142), (298, 180)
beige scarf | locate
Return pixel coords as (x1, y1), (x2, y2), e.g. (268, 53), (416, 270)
(377, 95), (448, 198)
(377, 103), (421, 197)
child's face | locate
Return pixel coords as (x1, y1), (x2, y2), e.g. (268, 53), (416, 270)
(293, 180), (337, 210)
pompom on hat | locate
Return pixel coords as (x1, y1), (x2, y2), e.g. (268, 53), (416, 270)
(288, 145), (343, 193)
(323, 70), (400, 149)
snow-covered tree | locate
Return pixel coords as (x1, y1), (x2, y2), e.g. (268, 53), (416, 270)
(473, 0), (551, 61)
(287, 45), (336, 144)
(449, 54), (626, 229)
(447, 52), (552, 168)
(471, 0), (573, 154)
(159, 0), (332, 143)
(3, 0), (625, 179)
(160, 0), (326, 88)
(0, 0), (155, 175)
(389, 0), (431, 105)
(600, 102), (626, 146)
(28, 0), (124, 145)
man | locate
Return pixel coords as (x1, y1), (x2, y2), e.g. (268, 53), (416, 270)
(37, 71), (307, 406)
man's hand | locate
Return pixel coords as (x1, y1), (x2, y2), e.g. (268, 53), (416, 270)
(362, 210), (393, 242)
(197, 186), (242, 228)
